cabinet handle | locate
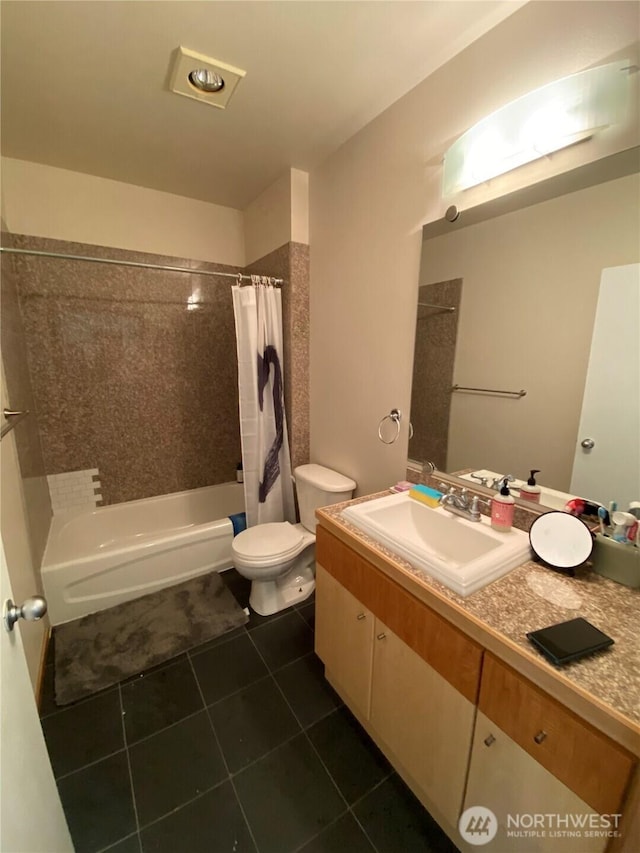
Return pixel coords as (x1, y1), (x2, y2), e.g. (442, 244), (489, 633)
(376, 632), (386, 641)
(533, 730), (547, 744)
(356, 613), (366, 620)
(483, 734), (496, 747)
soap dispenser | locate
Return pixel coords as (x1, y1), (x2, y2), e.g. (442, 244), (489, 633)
(519, 469), (541, 503)
(491, 478), (515, 532)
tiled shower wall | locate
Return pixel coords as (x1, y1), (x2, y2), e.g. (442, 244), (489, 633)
(407, 279), (462, 471)
(1, 234), (52, 563)
(6, 234), (309, 506)
(246, 242), (310, 472)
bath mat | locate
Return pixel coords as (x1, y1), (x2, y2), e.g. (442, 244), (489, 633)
(53, 571), (248, 706)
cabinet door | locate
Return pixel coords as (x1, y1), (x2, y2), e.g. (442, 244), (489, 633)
(315, 564), (373, 718)
(463, 711), (609, 853)
(479, 654), (633, 817)
(370, 620), (475, 828)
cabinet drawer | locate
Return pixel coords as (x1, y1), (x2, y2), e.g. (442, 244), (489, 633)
(316, 526), (482, 703)
(479, 653), (635, 815)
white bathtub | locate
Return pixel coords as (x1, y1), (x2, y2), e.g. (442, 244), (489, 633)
(41, 482), (245, 625)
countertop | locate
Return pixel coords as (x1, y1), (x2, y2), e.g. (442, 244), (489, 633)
(316, 491), (640, 756)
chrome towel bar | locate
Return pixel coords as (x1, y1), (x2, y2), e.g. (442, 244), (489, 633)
(452, 385), (526, 398)
(0, 409), (30, 441)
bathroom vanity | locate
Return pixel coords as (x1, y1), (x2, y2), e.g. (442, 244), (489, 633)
(314, 493), (640, 853)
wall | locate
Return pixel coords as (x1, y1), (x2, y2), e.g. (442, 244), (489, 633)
(244, 168), (309, 265)
(309, 1), (640, 496)
(1, 158), (245, 266)
(7, 233), (243, 505)
(243, 170), (311, 473)
(2, 161), (311, 506)
(246, 242), (310, 472)
(0, 237), (52, 565)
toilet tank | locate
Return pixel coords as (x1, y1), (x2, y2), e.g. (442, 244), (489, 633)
(294, 464), (356, 531)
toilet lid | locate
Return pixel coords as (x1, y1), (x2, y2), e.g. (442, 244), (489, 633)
(232, 522), (304, 563)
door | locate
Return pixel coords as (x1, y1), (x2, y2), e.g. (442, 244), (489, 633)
(370, 621), (475, 829)
(571, 264), (640, 508)
(314, 565), (374, 718)
(463, 711), (607, 853)
(0, 362), (49, 689)
(0, 540), (73, 852)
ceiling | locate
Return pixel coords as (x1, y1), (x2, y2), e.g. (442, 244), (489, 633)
(0, 1), (524, 210)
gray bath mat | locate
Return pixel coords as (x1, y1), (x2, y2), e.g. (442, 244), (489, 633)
(54, 571), (248, 706)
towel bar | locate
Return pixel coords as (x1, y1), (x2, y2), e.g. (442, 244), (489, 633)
(452, 385), (526, 398)
(1, 409), (30, 441)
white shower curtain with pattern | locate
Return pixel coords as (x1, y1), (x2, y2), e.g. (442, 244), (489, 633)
(232, 278), (296, 528)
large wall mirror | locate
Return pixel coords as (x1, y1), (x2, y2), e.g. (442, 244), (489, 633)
(409, 147), (640, 510)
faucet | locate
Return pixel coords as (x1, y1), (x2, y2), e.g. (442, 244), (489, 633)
(469, 473), (489, 487)
(488, 474), (516, 491)
(438, 485), (489, 522)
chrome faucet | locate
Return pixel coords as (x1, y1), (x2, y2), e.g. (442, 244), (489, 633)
(438, 485), (489, 522)
(488, 474), (516, 491)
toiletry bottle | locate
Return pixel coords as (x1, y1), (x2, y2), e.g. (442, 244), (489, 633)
(491, 478), (514, 532)
(519, 469), (541, 503)
(236, 462), (244, 484)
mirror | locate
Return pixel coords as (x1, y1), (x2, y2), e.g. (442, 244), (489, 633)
(409, 147), (640, 510)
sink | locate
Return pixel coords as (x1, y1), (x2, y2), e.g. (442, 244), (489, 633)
(341, 492), (531, 596)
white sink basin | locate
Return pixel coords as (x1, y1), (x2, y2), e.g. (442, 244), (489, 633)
(341, 492), (531, 596)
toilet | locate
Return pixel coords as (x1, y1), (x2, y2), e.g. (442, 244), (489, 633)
(231, 463), (356, 616)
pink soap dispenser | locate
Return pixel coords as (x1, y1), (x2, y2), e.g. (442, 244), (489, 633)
(491, 478), (515, 532)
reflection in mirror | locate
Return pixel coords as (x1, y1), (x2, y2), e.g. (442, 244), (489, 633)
(410, 149), (640, 511)
(408, 279), (461, 471)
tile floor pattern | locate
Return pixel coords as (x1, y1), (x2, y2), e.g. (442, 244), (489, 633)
(40, 569), (460, 853)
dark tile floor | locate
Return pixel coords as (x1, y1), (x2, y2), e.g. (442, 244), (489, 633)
(40, 569), (460, 853)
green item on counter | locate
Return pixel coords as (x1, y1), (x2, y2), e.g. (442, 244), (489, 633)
(591, 534), (640, 589)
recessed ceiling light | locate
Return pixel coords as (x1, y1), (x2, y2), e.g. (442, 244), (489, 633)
(169, 47), (246, 110)
(188, 69), (225, 93)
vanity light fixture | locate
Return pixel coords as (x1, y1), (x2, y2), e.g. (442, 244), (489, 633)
(169, 47), (246, 109)
(443, 60), (629, 196)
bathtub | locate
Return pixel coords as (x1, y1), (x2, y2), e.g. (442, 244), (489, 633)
(41, 482), (245, 625)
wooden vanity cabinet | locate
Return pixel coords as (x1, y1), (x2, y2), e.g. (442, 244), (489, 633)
(463, 655), (635, 853)
(464, 711), (612, 853)
(315, 527), (482, 829)
(315, 523), (638, 853)
(478, 655), (634, 816)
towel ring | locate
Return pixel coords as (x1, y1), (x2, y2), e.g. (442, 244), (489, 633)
(378, 408), (403, 445)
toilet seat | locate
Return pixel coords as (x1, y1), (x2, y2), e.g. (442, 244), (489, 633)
(232, 522), (306, 568)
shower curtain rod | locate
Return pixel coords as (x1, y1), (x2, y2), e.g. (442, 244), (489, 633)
(0, 246), (284, 285)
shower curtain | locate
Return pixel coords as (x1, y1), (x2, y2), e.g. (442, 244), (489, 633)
(232, 277), (296, 528)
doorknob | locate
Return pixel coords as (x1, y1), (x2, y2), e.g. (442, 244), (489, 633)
(581, 438), (595, 450)
(3, 596), (47, 633)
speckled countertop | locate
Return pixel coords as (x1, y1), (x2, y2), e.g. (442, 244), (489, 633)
(317, 491), (640, 755)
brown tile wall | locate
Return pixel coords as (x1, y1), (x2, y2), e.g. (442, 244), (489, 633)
(1, 234), (53, 564)
(246, 242), (310, 472)
(5, 234), (309, 506)
(408, 279), (462, 470)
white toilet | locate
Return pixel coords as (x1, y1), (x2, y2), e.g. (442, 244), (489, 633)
(231, 463), (356, 616)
